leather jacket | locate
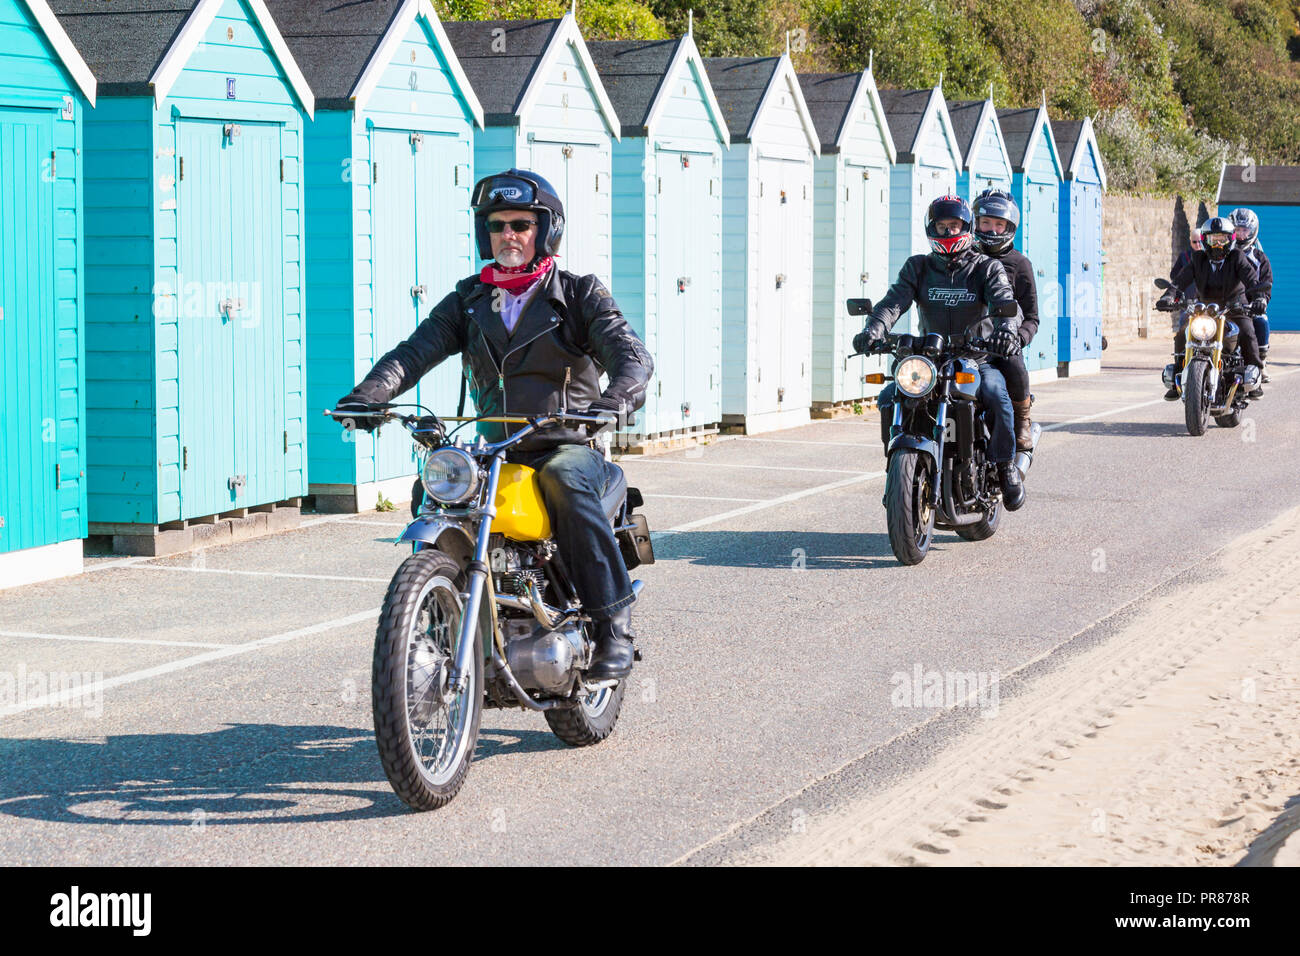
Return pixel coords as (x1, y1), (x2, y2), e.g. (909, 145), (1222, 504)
(351, 265), (654, 452)
(1166, 248), (1262, 308)
(870, 250), (1020, 341)
(987, 248), (1039, 345)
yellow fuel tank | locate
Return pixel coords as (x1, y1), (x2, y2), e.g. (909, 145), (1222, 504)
(490, 464), (552, 541)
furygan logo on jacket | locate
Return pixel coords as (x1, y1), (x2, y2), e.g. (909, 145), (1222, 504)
(928, 288), (978, 306)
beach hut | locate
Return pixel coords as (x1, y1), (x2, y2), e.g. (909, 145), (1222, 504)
(443, 13), (619, 282)
(588, 27), (729, 439)
(0, 0), (95, 588)
(998, 99), (1064, 381)
(947, 93), (1012, 205)
(798, 64), (896, 409)
(879, 85), (961, 334)
(51, 0), (314, 553)
(1217, 164), (1300, 332)
(267, 0), (483, 513)
(1053, 116), (1106, 375)
(704, 51), (820, 433)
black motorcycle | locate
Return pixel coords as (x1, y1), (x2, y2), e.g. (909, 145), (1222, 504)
(849, 299), (1040, 565)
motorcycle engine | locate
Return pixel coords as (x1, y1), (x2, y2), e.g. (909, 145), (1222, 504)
(502, 617), (587, 695)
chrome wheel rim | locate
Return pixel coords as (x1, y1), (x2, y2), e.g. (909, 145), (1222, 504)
(580, 685), (613, 718)
(405, 574), (474, 787)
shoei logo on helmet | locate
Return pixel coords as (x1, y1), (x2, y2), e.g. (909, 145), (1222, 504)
(490, 185), (527, 202)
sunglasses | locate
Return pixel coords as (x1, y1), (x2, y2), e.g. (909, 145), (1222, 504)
(486, 218), (537, 235)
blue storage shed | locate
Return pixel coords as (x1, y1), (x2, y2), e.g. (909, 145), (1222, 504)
(947, 93), (1012, 205)
(444, 13), (620, 282)
(589, 28), (729, 439)
(1217, 164), (1300, 332)
(998, 100), (1063, 381)
(0, 0), (95, 588)
(798, 64), (896, 408)
(879, 85), (961, 335)
(51, 0), (315, 551)
(704, 52), (820, 433)
(269, 0), (483, 513)
(1053, 116), (1106, 375)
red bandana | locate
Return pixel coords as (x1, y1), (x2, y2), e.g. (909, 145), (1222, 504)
(480, 256), (554, 293)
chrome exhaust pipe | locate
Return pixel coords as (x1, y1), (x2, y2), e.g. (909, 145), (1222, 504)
(1014, 422), (1042, 480)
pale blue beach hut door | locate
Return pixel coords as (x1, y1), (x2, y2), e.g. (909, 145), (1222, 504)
(654, 148), (687, 425)
(0, 108), (57, 552)
(680, 151), (716, 425)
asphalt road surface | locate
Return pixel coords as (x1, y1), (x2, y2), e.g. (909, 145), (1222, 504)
(1, 336), (1297, 865)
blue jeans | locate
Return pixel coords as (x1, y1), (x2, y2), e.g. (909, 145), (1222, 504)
(876, 364), (1014, 464)
(1254, 314), (1270, 348)
(512, 443), (634, 620)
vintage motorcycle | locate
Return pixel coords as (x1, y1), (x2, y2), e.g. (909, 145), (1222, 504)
(325, 405), (654, 811)
(849, 298), (1040, 566)
(1154, 279), (1255, 436)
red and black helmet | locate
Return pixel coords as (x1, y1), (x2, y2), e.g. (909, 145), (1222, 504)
(925, 194), (974, 258)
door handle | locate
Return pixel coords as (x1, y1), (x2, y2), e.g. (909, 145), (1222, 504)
(411, 285), (427, 303)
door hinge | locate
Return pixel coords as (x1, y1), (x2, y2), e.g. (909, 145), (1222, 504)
(562, 145), (574, 159)
(657, 381), (662, 397)
(373, 162), (378, 183)
(0, 516), (4, 527)
(228, 475), (247, 495)
(280, 159), (285, 181)
(179, 157), (184, 181)
(410, 132), (424, 150)
(777, 386), (785, 404)
(183, 446), (188, 470)
(681, 401), (691, 418)
(454, 165), (459, 186)
(50, 150), (56, 178)
(55, 464), (61, 489)
(284, 431), (288, 454)
(658, 176), (662, 195)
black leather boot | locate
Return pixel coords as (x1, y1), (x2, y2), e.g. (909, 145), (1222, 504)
(587, 606), (635, 680)
(998, 462), (1026, 512)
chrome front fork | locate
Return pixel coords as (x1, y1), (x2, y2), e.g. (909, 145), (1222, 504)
(447, 455), (503, 694)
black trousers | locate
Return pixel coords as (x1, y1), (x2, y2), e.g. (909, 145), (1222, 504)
(988, 353), (1031, 403)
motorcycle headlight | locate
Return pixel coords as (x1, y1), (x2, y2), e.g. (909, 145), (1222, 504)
(1188, 315), (1218, 343)
(894, 355), (937, 398)
(421, 448), (479, 504)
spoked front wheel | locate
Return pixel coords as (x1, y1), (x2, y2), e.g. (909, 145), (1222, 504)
(372, 550), (483, 811)
(885, 449), (937, 565)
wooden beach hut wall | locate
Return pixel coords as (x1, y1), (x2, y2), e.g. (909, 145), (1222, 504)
(0, 0), (95, 588)
(879, 85), (961, 335)
(51, 0), (314, 554)
(443, 13), (619, 282)
(797, 63), (896, 408)
(1053, 116), (1106, 375)
(947, 93), (1012, 205)
(268, 0), (483, 513)
(588, 27), (729, 440)
(1217, 164), (1300, 331)
(704, 52), (820, 433)
(998, 100), (1064, 381)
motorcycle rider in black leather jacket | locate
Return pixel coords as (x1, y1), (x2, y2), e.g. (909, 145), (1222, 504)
(854, 195), (1027, 510)
(971, 188), (1037, 452)
(333, 169), (654, 680)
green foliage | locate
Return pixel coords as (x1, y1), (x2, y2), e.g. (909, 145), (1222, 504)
(648, 0), (772, 56)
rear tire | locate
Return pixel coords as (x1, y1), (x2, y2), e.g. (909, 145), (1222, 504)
(544, 676), (627, 746)
(956, 498), (1002, 541)
(1184, 360), (1211, 436)
(885, 450), (936, 566)
(372, 549), (483, 811)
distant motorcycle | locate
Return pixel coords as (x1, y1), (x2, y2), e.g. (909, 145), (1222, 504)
(849, 299), (1040, 566)
(1155, 279), (1254, 435)
(325, 405), (654, 811)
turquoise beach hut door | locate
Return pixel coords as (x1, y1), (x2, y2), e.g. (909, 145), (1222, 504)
(0, 108), (57, 553)
(176, 118), (286, 519)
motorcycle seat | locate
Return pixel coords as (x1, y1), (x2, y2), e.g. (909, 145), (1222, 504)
(602, 466), (628, 522)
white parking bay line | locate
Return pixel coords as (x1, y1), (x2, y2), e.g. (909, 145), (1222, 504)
(339, 519), (409, 526)
(0, 608), (382, 719)
(644, 494), (766, 503)
(627, 459), (869, 475)
(736, 438), (875, 447)
(131, 565), (389, 584)
(0, 630), (231, 649)
(660, 471), (887, 534)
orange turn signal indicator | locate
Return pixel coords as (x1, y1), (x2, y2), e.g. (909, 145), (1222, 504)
(954, 372), (976, 384)
(863, 373), (887, 384)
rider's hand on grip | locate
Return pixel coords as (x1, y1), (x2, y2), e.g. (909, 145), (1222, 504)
(853, 319), (887, 356)
(1154, 295), (1179, 313)
(1251, 297), (1268, 315)
(582, 395), (629, 433)
(988, 328), (1021, 358)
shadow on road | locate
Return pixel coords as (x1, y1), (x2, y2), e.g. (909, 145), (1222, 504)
(1042, 419), (1189, 438)
(653, 529), (956, 568)
(0, 721), (565, 826)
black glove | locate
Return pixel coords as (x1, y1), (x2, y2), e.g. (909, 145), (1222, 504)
(988, 328), (1022, 358)
(332, 383), (387, 433)
(582, 395), (632, 430)
(1251, 297), (1268, 315)
(852, 319), (887, 355)
(1155, 295), (1179, 313)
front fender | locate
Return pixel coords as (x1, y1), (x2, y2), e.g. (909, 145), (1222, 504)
(887, 433), (939, 468)
(399, 515), (477, 564)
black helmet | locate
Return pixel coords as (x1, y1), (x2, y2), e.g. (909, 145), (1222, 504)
(1229, 208), (1259, 251)
(470, 168), (565, 260)
(924, 194), (974, 258)
(1201, 216), (1234, 262)
(971, 188), (1020, 256)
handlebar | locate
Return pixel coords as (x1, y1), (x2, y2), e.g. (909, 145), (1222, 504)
(322, 406), (617, 450)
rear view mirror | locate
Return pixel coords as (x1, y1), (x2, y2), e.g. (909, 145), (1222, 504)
(847, 298), (873, 316)
(1154, 278), (1171, 290)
